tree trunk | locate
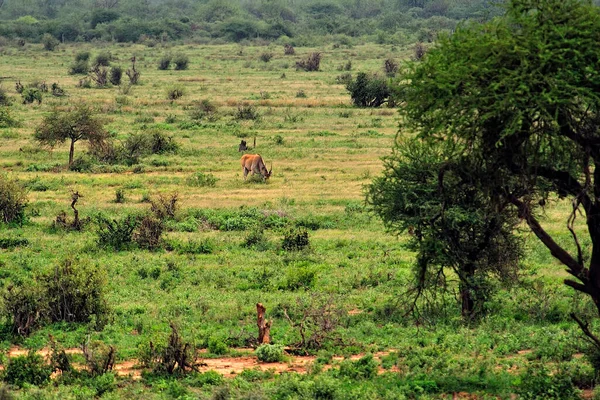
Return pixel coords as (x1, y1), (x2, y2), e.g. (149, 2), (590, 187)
(257, 303), (271, 344)
(460, 264), (476, 319)
(68, 139), (76, 166)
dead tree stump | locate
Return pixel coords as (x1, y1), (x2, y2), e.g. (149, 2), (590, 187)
(257, 303), (271, 344)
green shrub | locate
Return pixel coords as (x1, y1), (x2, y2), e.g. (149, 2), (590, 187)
(0, 86), (11, 106)
(235, 104), (260, 121)
(3, 283), (45, 335)
(42, 259), (109, 325)
(173, 53), (189, 70)
(0, 107), (19, 128)
(21, 88), (42, 104)
(346, 72), (390, 107)
(88, 373), (116, 397)
(185, 370), (223, 387)
(208, 336), (229, 355)
(109, 66), (123, 85)
(158, 55), (172, 70)
(189, 99), (218, 121)
(243, 227), (268, 249)
(256, 344), (285, 363)
(260, 52), (273, 62)
(94, 51), (111, 67)
(187, 172), (218, 187)
(69, 155), (95, 172)
(0, 237), (28, 249)
(515, 363), (580, 399)
(337, 354), (378, 380)
(75, 51), (91, 61)
(69, 59), (89, 75)
(175, 239), (214, 254)
(282, 266), (316, 290)
(41, 33), (58, 51)
(95, 214), (138, 250)
(0, 174), (28, 225)
(4, 352), (52, 387)
(281, 226), (310, 251)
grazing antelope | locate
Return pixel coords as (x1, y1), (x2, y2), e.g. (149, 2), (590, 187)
(241, 154), (272, 181)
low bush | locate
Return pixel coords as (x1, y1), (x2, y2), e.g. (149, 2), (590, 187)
(235, 104), (260, 121)
(109, 66), (123, 85)
(69, 59), (89, 75)
(4, 352), (52, 387)
(134, 214), (164, 250)
(42, 33), (58, 51)
(173, 53), (189, 70)
(346, 72), (390, 107)
(256, 344), (285, 362)
(260, 52), (273, 62)
(174, 239), (214, 254)
(337, 354), (378, 380)
(187, 172), (218, 187)
(208, 336), (229, 355)
(0, 174), (28, 225)
(21, 88), (42, 104)
(158, 55), (171, 70)
(75, 51), (91, 61)
(95, 214), (138, 250)
(281, 226), (310, 251)
(0, 85), (11, 106)
(515, 363), (580, 399)
(0, 237), (28, 249)
(139, 323), (199, 375)
(0, 107), (19, 128)
(94, 52), (111, 67)
(189, 99), (218, 121)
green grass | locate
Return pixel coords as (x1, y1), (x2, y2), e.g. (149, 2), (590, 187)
(0, 42), (596, 399)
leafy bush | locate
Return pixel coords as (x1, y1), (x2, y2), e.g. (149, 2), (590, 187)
(335, 72), (353, 85)
(174, 239), (214, 254)
(0, 174), (28, 225)
(0, 107), (18, 128)
(281, 226), (310, 251)
(158, 55), (172, 70)
(94, 52), (111, 67)
(110, 66), (123, 85)
(139, 323), (199, 375)
(189, 99), (218, 121)
(51, 82), (66, 97)
(187, 172), (218, 187)
(0, 86), (11, 106)
(515, 363), (580, 399)
(82, 340), (116, 376)
(21, 88), (42, 104)
(346, 72), (390, 107)
(3, 283), (45, 335)
(256, 344), (285, 362)
(337, 354), (378, 380)
(4, 352), (52, 387)
(282, 266), (316, 290)
(173, 53), (189, 70)
(235, 104), (261, 120)
(41, 33), (58, 51)
(208, 336), (229, 355)
(243, 227), (268, 249)
(95, 214), (138, 250)
(260, 52), (273, 62)
(69, 155), (94, 172)
(69, 59), (89, 75)
(75, 51), (91, 61)
(150, 192), (178, 220)
(42, 259), (109, 325)
(0, 237), (28, 249)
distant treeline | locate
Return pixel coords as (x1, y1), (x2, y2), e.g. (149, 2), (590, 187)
(0, 0), (507, 45)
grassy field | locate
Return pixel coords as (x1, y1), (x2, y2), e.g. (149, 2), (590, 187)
(0, 41), (598, 399)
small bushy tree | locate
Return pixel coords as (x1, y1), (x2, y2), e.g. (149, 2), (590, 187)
(41, 33), (58, 51)
(346, 72), (390, 107)
(35, 105), (108, 166)
(0, 174), (28, 225)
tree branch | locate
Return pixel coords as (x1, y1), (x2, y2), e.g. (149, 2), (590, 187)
(571, 313), (600, 349)
(509, 194), (587, 281)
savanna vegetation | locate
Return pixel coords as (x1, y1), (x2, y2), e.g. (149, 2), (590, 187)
(1, 0), (600, 398)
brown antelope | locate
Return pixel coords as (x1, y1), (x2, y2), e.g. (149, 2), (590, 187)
(241, 154), (272, 181)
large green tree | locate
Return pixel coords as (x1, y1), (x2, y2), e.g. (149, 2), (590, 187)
(387, 0), (600, 339)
